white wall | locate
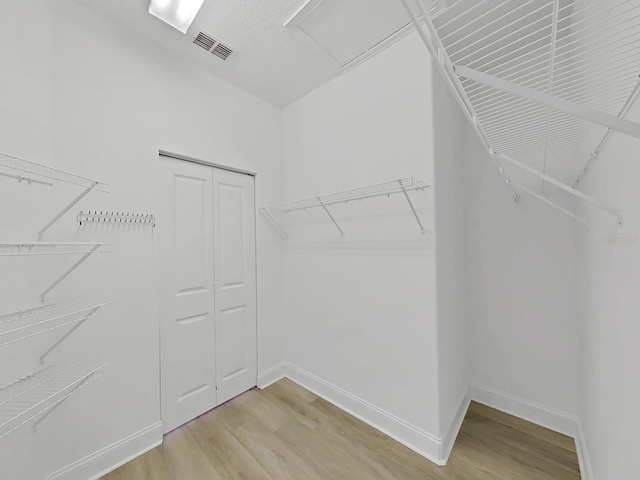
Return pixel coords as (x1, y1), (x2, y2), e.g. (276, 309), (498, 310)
(576, 99), (640, 480)
(432, 73), (470, 449)
(0, 1), (284, 478)
(281, 32), (442, 446)
(463, 119), (580, 434)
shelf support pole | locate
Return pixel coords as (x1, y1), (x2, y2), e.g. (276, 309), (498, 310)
(38, 181), (99, 239)
(399, 181), (426, 234)
(39, 306), (102, 365)
(454, 65), (640, 140)
(40, 244), (102, 302)
(32, 375), (93, 432)
(317, 197), (344, 237)
(260, 210), (288, 240)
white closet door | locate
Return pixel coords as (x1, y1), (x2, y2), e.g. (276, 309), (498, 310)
(159, 156), (217, 433)
(213, 169), (257, 404)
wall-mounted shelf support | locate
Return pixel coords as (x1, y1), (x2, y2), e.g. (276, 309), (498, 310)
(0, 303), (111, 351)
(0, 152), (109, 239)
(573, 77), (640, 187)
(39, 304), (109, 364)
(39, 182), (99, 239)
(499, 153), (623, 226)
(399, 181), (426, 234)
(261, 210), (289, 240)
(317, 197), (344, 237)
(260, 177), (430, 238)
(40, 244), (106, 302)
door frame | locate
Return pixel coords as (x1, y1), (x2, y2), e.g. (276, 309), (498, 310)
(157, 150), (259, 429)
(159, 150), (257, 176)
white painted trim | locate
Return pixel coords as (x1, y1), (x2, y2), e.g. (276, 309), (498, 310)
(469, 384), (577, 438)
(440, 391), (471, 464)
(575, 421), (593, 480)
(256, 362), (289, 389)
(279, 362), (445, 465)
(47, 422), (163, 480)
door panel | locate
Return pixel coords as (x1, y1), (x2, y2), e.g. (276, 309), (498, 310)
(213, 170), (257, 404)
(159, 157), (216, 433)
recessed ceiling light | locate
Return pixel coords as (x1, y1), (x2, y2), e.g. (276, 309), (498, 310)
(148, 0), (205, 34)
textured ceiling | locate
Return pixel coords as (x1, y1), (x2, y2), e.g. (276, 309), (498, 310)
(72, 0), (345, 107)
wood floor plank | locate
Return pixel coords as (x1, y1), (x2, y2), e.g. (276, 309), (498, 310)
(103, 383), (582, 480)
(230, 418), (325, 480)
(186, 415), (274, 480)
(469, 402), (577, 453)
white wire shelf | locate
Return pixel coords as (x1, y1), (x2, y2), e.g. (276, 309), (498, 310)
(260, 177), (430, 238)
(0, 152), (108, 192)
(0, 152), (110, 239)
(0, 243), (110, 301)
(399, 0), (638, 226)
(0, 243), (110, 256)
(0, 302), (111, 349)
(0, 363), (106, 439)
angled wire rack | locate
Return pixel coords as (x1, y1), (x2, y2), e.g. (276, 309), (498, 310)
(0, 243), (111, 302)
(0, 243), (110, 256)
(0, 152), (109, 239)
(0, 152), (108, 192)
(0, 363), (106, 439)
(0, 302), (111, 350)
(399, 0), (640, 226)
(260, 177), (430, 238)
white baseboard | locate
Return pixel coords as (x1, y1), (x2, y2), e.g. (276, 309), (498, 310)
(469, 384), (577, 438)
(441, 391), (471, 464)
(47, 422), (163, 480)
(272, 362), (446, 465)
(575, 422), (593, 480)
(257, 362), (289, 389)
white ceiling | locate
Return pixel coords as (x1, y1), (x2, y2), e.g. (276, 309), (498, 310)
(72, 0), (415, 107)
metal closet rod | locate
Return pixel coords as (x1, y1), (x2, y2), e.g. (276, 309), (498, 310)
(497, 152), (623, 225)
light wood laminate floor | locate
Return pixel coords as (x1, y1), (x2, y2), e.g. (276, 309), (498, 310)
(103, 379), (581, 479)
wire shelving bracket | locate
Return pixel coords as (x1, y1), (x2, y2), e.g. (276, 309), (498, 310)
(78, 211), (156, 227)
(0, 303), (112, 362)
(0, 364), (106, 439)
(0, 152), (109, 239)
(260, 177), (430, 238)
(0, 243), (110, 302)
(398, 0), (639, 226)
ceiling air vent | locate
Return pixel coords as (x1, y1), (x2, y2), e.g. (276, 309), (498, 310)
(192, 32), (234, 61)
